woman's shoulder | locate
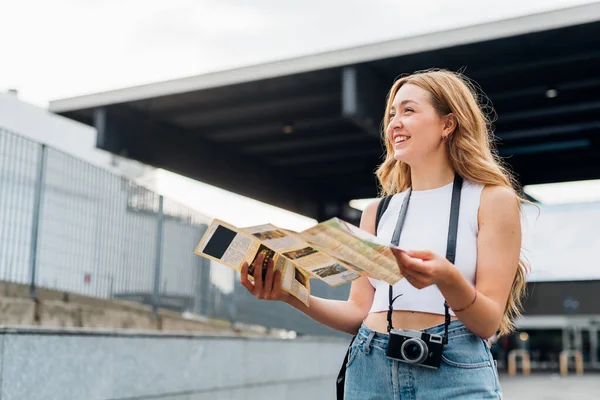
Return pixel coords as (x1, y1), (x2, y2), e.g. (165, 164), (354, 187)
(478, 184), (520, 224)
(360, 191), (408, 234)
(360, 198), (384, 234)
(480, 184), (518, 204)
(462, 180), (517, 204)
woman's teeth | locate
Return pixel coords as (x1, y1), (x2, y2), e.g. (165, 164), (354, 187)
(394, 136), (410, 143)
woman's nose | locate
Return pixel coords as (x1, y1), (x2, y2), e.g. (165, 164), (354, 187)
(389, 115), (403, 130)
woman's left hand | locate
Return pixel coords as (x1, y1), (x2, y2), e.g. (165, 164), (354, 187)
(391, 249), (453, 289)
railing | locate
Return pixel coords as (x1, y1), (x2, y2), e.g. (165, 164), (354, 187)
(507, 349), (532, 376)
(560, 350), (584, 376)
(0, 126), (350, 337)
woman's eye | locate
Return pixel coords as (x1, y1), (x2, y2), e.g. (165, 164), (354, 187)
(389, 114), (395, 120)
(405, 108), (414, 113)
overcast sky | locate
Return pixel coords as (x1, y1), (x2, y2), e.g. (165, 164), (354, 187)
(1, 0), (596, 107)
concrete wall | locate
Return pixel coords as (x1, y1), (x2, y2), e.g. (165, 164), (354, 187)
(0, 280), (231, 334)
(0, 326), (349, 400)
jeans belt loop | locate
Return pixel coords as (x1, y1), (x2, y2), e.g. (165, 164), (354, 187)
(364, 330), (376, 355)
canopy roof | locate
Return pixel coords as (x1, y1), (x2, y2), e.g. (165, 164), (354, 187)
(49, 3), (600, 221)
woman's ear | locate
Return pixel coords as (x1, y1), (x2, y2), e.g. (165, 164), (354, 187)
(442, 114), (457, 138)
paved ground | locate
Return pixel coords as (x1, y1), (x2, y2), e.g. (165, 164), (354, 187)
(499, 373), (600, 399)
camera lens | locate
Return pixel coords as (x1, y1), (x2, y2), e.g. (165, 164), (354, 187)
(405, 342), (421, 359)
(400, 339), (428, 364)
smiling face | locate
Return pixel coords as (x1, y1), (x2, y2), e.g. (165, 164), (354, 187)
(386, 83), (451, 167)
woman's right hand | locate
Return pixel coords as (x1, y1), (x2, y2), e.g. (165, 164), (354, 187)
(240, 253), (291, 304)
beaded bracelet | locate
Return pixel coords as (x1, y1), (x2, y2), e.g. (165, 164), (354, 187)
(452, 287), (478, 312)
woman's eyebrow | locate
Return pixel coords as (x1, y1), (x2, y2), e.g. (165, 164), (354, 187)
(399, 99), (419, 106)
(391, 99), (419, 109)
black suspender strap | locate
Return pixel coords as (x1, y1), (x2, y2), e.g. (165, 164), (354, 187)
(387, 175), (463, 344)
(375, 195), (393, 233)
(446, 176), (462, 265)
(443, 175), (463, 342)
(387, 190), (411, 333)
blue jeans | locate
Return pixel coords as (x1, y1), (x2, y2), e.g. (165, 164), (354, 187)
(344, 320), (502, 399)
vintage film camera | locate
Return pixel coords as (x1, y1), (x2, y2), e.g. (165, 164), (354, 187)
(386, 328), (445, 369)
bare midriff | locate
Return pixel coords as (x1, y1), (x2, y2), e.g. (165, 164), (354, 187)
(363, 310), (458, 333)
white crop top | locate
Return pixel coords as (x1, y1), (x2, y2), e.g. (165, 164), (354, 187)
(368, 179), (485, 316)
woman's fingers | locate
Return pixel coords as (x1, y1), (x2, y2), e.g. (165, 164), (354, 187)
(240, 261), (255, 294)
(392, 249), (412, 273)
(272, 269), (291, 303)
(393, 249), (425, 273)
(405, 249), (434, 260)
(263, 257), (275, 299)
(273, 269), (282, 290)
(253, 253), (265, 298)
(241, 254), (289, 302)
(391, 248), (407, 265)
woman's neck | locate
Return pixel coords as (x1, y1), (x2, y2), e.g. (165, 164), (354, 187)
(409, 157), (455, 191)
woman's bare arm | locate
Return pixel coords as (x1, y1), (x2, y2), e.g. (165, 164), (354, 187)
(285, 200), (380, 335)
(437, 185), (522, 338)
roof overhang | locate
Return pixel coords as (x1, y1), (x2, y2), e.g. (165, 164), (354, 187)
(49, 3), (600, 112)
(48, 3), (600, 222)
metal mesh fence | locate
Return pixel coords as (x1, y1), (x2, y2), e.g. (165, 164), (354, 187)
(0, 131), (40, 285)
(0, 126), (349, 337)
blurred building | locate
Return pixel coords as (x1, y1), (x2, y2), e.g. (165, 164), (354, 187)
(0, 92), (211, 312)
(498, 279), (600, 371)
(495, 202), (600, 371)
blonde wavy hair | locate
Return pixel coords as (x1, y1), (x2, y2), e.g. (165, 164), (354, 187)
(376, 69), (529, 337)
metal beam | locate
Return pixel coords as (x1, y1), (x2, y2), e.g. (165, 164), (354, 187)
(497, 121), (600, 141)
(488, 77), (600, 102)
(499, 101), (600, 124)
(243, 133), (374, 154)
(94, 106), (320, 218)
(513, 157), (600, 186)
(499, 139), (590, 156)
(472, 50), (600, 79)
(327, 177), (380, 193)
(295, 164), (370, 177)
(342, 66), (389, 136)
(147, 72), (339, 116)
(271, 148), (382, 167)
(94, 107), (126, 152)
(173, 92), (338, 128)
(519, 167), (600, 187)
(205, 115), (342, 142)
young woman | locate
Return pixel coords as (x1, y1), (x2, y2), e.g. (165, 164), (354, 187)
(240, 69), (527, 399)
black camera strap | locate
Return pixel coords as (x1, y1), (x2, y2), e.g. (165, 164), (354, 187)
(387, 175), (463, 345)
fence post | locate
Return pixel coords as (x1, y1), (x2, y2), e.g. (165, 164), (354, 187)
(230, 269), (237, 325)
(197, 258), (210, 315)
(29, 144), (47, 299)
(152, 195), (164, 319)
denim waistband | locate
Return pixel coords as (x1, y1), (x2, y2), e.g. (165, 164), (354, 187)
(357, 319), (471, 344)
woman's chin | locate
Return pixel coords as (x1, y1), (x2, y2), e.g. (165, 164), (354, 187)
(393, 150), (412, 164)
